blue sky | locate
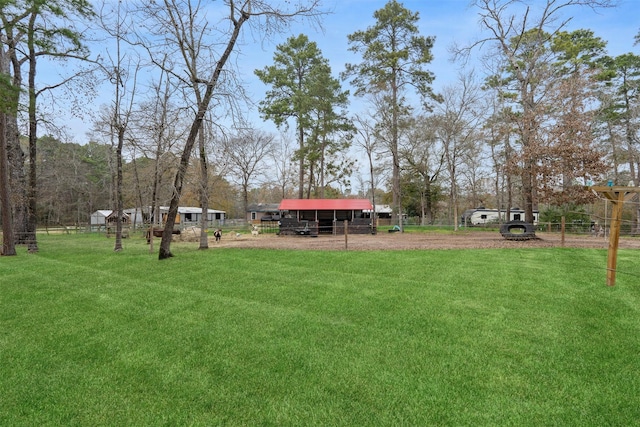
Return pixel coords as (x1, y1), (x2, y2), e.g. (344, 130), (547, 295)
(240, 0), (640, 144)
(245, 0), (639, 96)
(59, 0), (640, 142)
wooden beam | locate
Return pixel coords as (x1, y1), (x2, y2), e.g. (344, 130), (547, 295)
(606, 191), (624, 286)
(590, 186), (639, 286)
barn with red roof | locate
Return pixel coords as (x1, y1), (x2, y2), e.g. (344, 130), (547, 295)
(277, 199), (375, 235)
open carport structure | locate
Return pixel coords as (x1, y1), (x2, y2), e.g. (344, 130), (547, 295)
(278, 199), (375, 235)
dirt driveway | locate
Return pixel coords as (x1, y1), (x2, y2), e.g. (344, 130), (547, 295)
(209, 230), (640, 251)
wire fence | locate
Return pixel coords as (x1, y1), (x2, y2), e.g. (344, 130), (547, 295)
(3, 217), (639, 242)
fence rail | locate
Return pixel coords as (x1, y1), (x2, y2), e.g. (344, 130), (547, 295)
(4, 218), (637, 239)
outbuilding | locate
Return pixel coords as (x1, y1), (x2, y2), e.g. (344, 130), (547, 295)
(159, 206), (226, 227)
(247, 203), (281, 223)
(90, 209), (145, 232)
(278, 199), (375, 235)
(90, 210), (113, 228)
(364, 204), (393, 225)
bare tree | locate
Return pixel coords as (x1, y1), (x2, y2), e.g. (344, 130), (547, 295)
(127, 61), (189, 254)
(196, 125), (210, 249)
(400, 115), (444, 225)
(93, 1), (141, 252)
(223, 129), (275, 216)
(482, 93), (515, 220)
(271, 132), (297, 200)
(353, 113), (382, 216)
(136, 0), (323, 259)
(433, 73), (484, 230)
(196, 118), (227, 250)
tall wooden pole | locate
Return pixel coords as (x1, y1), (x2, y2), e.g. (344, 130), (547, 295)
(606, 192), (625, 286)
(591, 186), (638, 286)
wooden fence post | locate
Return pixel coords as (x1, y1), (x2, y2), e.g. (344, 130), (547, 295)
(344, 220), (348, 250)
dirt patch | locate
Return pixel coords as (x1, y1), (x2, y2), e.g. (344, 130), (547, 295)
(207, 230), (640, 251)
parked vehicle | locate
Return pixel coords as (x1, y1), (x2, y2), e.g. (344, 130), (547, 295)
(461, 207), (539, 226)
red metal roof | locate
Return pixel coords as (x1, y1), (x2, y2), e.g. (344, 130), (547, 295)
(278, 199), (373, 211)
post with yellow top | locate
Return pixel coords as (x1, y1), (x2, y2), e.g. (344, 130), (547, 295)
(590, 186), (638, 286)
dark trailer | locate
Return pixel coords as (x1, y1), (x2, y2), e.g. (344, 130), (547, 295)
(278, 199), (375, 235)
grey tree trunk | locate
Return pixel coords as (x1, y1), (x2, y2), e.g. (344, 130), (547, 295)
(198, 128), (209, 250)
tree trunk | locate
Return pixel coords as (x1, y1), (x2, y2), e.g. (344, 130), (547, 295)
(6, 113), (28, 245)
(298, 124), (304, 199)
(424, 180), (433, 225)
(306, 161), (314, 199)
(112, 123), (125, 252)
(159, 9), (248, 259)
(634, 167), (640, 235)
(198, 128), (209, 250)
(25, 10), (39, 252)
(369, 150), (376, 229)
(0, 112), (16, 256)
(391, 75), (402, 231)
(159, 84), (214, 259)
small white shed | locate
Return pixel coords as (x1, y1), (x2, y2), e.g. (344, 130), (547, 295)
(90, 210), (112, 226)
(90, 209), (144, 227)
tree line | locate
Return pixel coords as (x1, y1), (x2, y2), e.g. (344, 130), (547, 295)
(1, 0), (639, 259)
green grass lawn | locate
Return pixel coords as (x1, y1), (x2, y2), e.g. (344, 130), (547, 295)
(1, 233), (639, 426)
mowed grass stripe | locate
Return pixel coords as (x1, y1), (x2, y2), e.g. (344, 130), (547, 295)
(1, 234), (639, 425)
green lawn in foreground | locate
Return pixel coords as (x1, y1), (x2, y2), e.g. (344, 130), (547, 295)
(1, 233), (639, 426)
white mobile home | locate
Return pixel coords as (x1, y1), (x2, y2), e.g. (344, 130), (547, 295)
(461, 207), (539, 226)
(159, 206), (225, 227)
